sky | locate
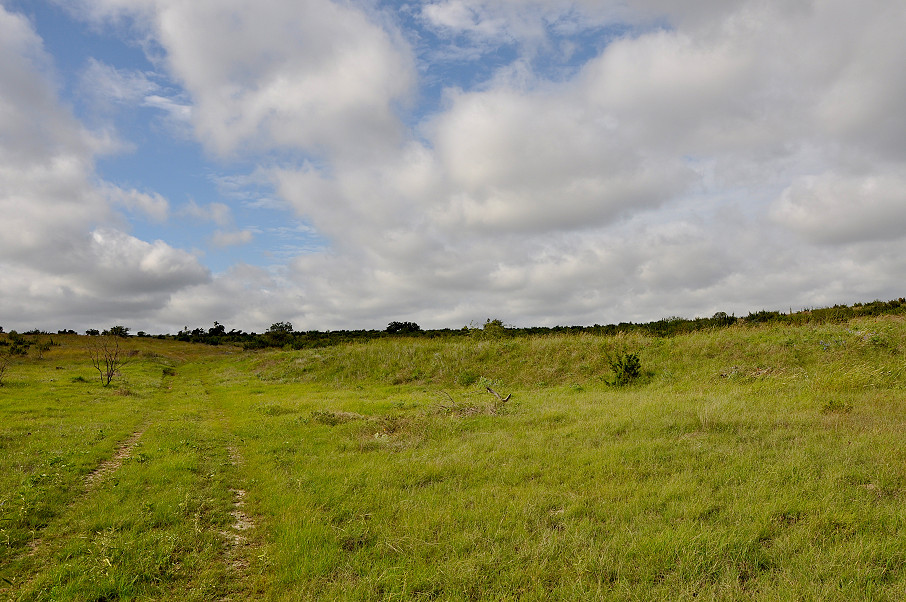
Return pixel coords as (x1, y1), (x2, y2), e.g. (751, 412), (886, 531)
(1, 0), (905, 334)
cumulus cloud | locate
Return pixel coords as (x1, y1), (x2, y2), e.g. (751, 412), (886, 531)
(76, 0), (416, 159)
(83, 228), (209, 294)
(427, 84), (691, 232)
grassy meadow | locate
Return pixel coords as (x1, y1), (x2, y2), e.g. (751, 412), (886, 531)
(2, 316), (906, 600)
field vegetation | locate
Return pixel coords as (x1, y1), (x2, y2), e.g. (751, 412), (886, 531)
(2, 311), (906, 600)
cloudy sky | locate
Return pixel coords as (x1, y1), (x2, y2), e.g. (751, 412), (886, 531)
(1, 0), (905, 334)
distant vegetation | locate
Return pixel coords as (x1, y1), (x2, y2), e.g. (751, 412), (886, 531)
(3, 298), (906, 354)
(137, 297), (906, 349)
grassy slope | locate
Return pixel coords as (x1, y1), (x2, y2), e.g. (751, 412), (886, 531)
(2, 317), (906, 600)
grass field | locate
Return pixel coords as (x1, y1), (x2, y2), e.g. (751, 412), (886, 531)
(2, 316), (906, 600)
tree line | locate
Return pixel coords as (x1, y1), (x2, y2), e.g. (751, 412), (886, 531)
(3, 297), (906, 352)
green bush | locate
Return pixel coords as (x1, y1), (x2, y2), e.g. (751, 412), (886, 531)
(608, 352), (641, 386)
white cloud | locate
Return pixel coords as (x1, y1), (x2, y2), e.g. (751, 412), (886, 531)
(181, 200), (233, 227)
(427, 85), (691, 232)
(79, 58), (158, 105)
(771, 170), (906, 245)
(101, 182), (169, 222)
(78, 58), (191, 133)
(84, 228), (209, 294)
(210, 229), (254, 248)
(77, 0), (417, 159)
(422, 1), (508, 38)
(141, 94), (191, 121)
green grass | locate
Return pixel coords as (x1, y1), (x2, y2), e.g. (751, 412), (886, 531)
(2, 318), (906, 600)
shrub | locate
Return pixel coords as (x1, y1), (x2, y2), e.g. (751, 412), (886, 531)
(608, 352), (642, 386)
(86, 335), (130, 386)
(469, 318), (509, 339)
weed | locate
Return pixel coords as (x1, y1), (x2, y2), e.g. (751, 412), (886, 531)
(822, 399), (853, 414)
(258, 404), (297, 416)
(311, 410), (364, 425)
(458, 371), (479, 386)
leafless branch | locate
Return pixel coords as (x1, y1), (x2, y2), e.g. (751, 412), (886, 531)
(486, 386), (511, 403)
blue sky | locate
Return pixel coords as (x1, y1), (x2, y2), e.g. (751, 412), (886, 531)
(1, 0), (905, 333)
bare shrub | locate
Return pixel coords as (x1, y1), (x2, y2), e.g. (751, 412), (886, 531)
(86, 335), (130, 386)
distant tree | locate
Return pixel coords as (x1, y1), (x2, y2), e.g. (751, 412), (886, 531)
(86, 329), (100, 336)
(268, 321), (294, 333)
(103, 325), (130, 338)
(265, 321), (294, 346)
(86, 335), (130, 386)
(208, 321), (226, 336)
(386, 321), (421, 334)
(711, 312), (737, 327)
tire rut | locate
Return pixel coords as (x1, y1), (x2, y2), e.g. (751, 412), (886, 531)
(84, 427), (147, 488)
(221, 447), (255, 564)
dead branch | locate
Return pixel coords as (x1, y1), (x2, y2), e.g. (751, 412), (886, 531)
(486, 386), (511, 403)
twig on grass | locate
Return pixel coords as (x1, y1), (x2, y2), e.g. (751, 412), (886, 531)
(486, 386), (511, 403)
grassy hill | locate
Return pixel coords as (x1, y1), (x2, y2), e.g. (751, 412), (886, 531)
(2, 315), (906, 600)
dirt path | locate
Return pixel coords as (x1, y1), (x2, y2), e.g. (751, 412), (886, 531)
(84, 427), (147, 488)
(15, 425), (150, 595)
(222, 447), (255, 566)
(216, 446), (260, 600)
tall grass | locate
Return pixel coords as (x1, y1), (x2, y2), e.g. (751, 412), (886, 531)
(255, 317), (905, 395)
